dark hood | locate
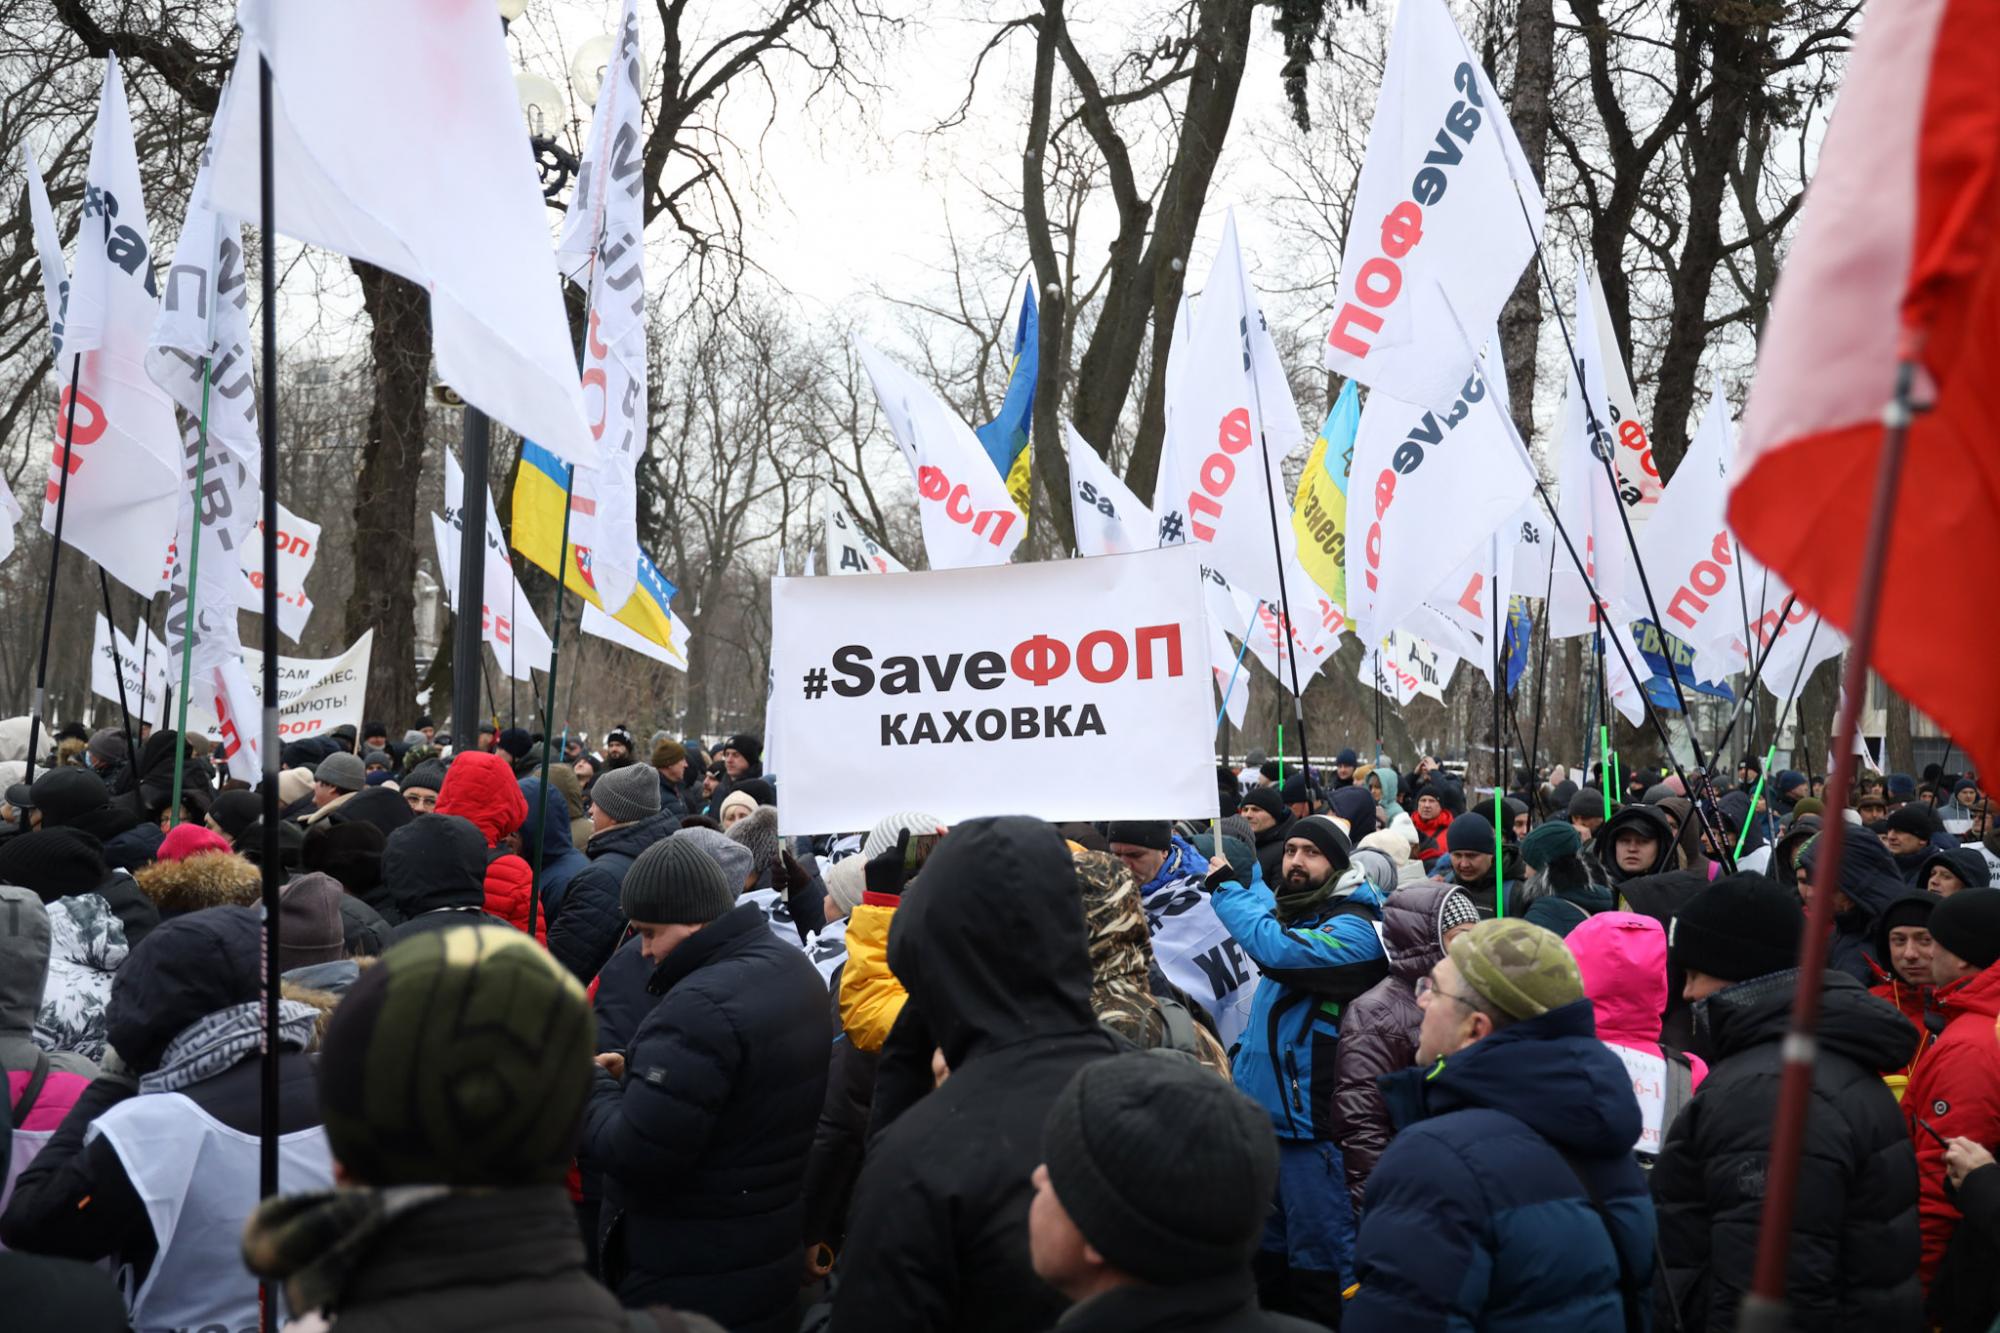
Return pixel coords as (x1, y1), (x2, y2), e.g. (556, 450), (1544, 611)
(516, 777), (574, 858)
(1593, 804), (1678, 883)
(1418, 1000), (1641, 1156)
(1381, 881), (1456, 982)
(53, 801), (139, 846)
(0, 884), (50, 1033)
(1799, 828), (1906, 921)
(1923, 846), (1992, 890)
(106, 904), (265, 1073)
(886, 815), (1097, 1067)
(1697, 967), (1917, 1071)
(1773, 815), (1823, 881)
(381, 814), (488, 918)
(325, 786), (415, 839)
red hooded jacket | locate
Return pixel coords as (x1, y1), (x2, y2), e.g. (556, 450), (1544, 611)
(1410, 807), (1453, 866)
(1904, 963), (2000, 1286)
(435, 752), (541, 943)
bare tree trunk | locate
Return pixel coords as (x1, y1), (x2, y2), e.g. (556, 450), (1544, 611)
(1498, 0), (1555, 445)
(346, 261), (431, 727)
(1884, 684), (1914, 776)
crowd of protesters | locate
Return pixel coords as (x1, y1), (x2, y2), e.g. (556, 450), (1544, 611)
(0, 713), (1995, 1332)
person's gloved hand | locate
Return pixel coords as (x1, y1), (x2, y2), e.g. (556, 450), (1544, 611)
(1204, 855), (1236, 895)
(780, 848), (814, 896)
(864, 828), (913, 902)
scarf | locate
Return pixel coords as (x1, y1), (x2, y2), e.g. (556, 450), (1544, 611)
(243, 1185), (451, 1317)
(139, 997), (320, 1094)
(1275, 870), (1339, 924)
(1137, 837), (1205, 897)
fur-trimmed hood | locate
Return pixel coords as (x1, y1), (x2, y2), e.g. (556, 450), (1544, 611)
(133, 849), (262, 917)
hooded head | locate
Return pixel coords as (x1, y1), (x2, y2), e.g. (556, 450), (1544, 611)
(1380, 881), (1475, 983)
(1593, 804), (1678, 883)
(1330, 786), (1378, 838)
(302, 819), (388, 898)
(515, 777), (575, 859)
(1567, 911), (1673, 1047)
(0, 884), (52, 1040)
(382, 814), (489, 919)
(106, 906), (273, 1074)
(1799, 828), (1907, 923)
(888, 816), (1096, 1067)
(434, 751), (529, 849)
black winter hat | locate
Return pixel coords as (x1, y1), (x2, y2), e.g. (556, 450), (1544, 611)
(1334, 748), (1359, 767)
(1447, 811), (1498, 855)
(303, 819), (387, 896)
(107, 906), (265, 1073)
(1041, 1051), (1278, 1285)
(1924, 847), (1993, 891)
(721, 733), (763, 765)
(29, 768), (110, 826)
(496, 727), (534, 760)
(0, 827), (107, 901)
(208, 789), (263, 840)
(622, 834), (737, 926)
(1239, 787), (1285, 823)
(1569, 788), (1606, 820)
(1283, 814), (1351, 874)
(1104, 821), (1172, 852)
(1885, 803), (1945, 840)
(238, 818), (305, 870)
(1669, 873), (1804, 983)
(1930, 888), (2000, 970)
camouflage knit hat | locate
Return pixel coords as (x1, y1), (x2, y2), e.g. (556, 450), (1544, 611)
(318, 924), (595, 1187)
(1448, 917), (1584, 1021)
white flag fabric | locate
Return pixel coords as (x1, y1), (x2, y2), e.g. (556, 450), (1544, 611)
(1586, 269), (1665, 517)
(232, 501), (319, 642)
(209, 0), (597, 468)
(90, 613), (170, 725)
(581, 600), (690, 671)
(1065, 425), (1153, 557)
(823, 488), (909, 576)
(1759, 602), (1847, 704)
(162, 423), (258, 696)
(1209, 610), (1250, 732)
(1341, 340), (1531, 650)
(552, 0), (645, 614)
(1321, 0), (1543, 411)
(1152, 214), (1297, 611)
(42, 58), (182, 596)
(439, 451), (552, 682)
(204, 656), (265, 786)
(856, 337), (1023, 569)
(1638, 385), (1741, 665)
(1364, 629), (1456, 705)
(23, 144), (68, 357)
(1548, 259), (1644, 640)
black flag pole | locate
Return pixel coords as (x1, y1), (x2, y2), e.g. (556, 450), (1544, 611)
(96, 570), (138, 766)
(27, 355), (84, 785)
(1243, 324), (1319, 796)
(255, 54), (283, 1267)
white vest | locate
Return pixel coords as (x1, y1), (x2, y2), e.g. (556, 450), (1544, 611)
(1, 1125), (54, 1235)
(1142, 881), (1260, 1048)
(87, 1090), (334, 1333)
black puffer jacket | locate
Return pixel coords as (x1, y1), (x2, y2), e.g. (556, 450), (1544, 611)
(549, 813), (678, 982)
(1330, 881), (1453, 1211)
(1651, 968), (1921, 1332)
(830, 817), (1119, 1333)
(579, 903), (828, 1332)
(382, 814), (508, 944)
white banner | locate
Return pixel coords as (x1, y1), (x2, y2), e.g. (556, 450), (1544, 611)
(90, 613), (170, 725)
(238, 630), (374, 746)
(439, 450), (552, 681)
(232, 501), (319, 642)
(770, 546), (1215, 831)
(42, 58), (182, 596)
(1322, 0), (1542, 411)
(823, 488), (909, 576)
(1064, 424), (1152, 557)
(856, 337), (1023, 569)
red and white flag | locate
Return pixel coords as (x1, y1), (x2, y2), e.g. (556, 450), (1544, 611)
(1729, 0), (2000, 778)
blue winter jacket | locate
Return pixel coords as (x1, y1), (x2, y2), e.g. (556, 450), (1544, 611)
(516, 777), (590, 915)
(1209, 867), (1388, 1141)
(1347, 1000), (1655, 1333)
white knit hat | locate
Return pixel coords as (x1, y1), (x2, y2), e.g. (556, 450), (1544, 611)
(824, 856), (868, 917)
(863, 810), (946, 859)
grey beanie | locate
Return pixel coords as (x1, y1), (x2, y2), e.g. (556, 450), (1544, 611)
(824, 856), (867, 916)
(621, 835), (737, 926)
(674, 826), (754, 890)
(316, 751), (367, 793)
(590, 761), (661, 825)
(727, 805), (782, 879)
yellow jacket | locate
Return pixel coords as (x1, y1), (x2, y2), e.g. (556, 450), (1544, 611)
(837, 898), (907, 1052)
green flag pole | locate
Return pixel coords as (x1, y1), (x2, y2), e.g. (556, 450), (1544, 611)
(1734, 743), (1780, 861)
(1599, 726), (1612, 821)
(1277, 723), (1285, 789)
(168, 357), (214, 829)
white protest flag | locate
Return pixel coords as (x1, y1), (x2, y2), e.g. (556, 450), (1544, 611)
(552, 0), (645, 613)
(1209, 611), (1250, 732)
(1637, 385), (1740, 667)
(1587, 269), (1665, 517)
(205, 656), (265, 785)
(161, 434), (257, 692)
(1548, 259), (1644, 639)
(770, 545), (1214, 831)
(232, 501), (318, 641)
(1363, 629), (1455, 706)
(43, 58), (182, 595)
(1758, 598), (1846, 704)
(1321, 0), (1542, 411)
(1065, 424), (1153, 557)
(238, 630), (375, 747)
(23, 143), (68, 355)
(1342, 337), (1532, 650)
(209, 0), (596, 467)
(582, 600), (690, 671)
(439, 451), (552, 682)
(823, 488), (909, 576)
(90, 613), (170, 724)
(855, 337), (1023, 569)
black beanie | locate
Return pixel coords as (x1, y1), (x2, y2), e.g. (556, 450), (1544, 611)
(621, 835), (737, 925)
(1878, 893), (1941, 938)
(1930, 888), (2000, 970)
(29, 768), (110, 826)
(1280, 773), (1314, 806)
(1041, 1051), (1277, 1285)
(1447, 812), (1497, 855)
(0, 827), (107, 901)
(1569, 788), (1605, 820)
(496, 727), (534, 761)
(1668, 873), (1804, 983)
(1284, 815), (1352, 874)
(1105, 821), (1172, 852)
(1239, 787), (1285, 823)
(1885, 803), (1944, 840)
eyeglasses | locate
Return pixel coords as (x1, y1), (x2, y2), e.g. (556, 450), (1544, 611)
(1415, 976), (1479, 1008)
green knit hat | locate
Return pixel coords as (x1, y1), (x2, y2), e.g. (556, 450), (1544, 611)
(319, 924), (595, 1187)
(1448, 917), (1584, 1021)
(1519, 820), (1582, 871)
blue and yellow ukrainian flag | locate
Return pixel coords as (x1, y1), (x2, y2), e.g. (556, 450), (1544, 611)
(512, 439), (683, 657)
(975, 285), (1038, 516)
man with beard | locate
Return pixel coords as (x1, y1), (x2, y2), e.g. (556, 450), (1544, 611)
(1208, 815), (1389, 1324)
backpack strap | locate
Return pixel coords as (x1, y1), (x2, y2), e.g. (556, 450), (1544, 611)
(1155, 996), (1200, 1057)
(1660, 1046), (1695, 1139)
(11, 1049), (49, 1122)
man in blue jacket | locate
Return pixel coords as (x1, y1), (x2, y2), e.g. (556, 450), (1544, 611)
(1207, 813), (1388, 1324)
(1346, 917), (1655, 1332)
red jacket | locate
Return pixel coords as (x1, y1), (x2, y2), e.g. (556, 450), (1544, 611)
(1410, 808), (1453, 866)
(435, 752), (542, 944)
(1868, 958), (1940, 1077)
(1904, 964), (2000, 1286)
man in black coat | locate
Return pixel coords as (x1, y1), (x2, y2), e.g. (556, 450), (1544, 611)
(549, 764), (674, 983)
(1240, 786), (1295, 888)
(1652, 875), (1921, 1331)
(580, 835), (828, 1333)
(830, 816), (1120, 1333)
(381, 814), (509, 944)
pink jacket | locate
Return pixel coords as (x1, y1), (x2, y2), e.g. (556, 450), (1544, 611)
(7, 1064), (91, 1132)
(1567, 911), (1709, 1087)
